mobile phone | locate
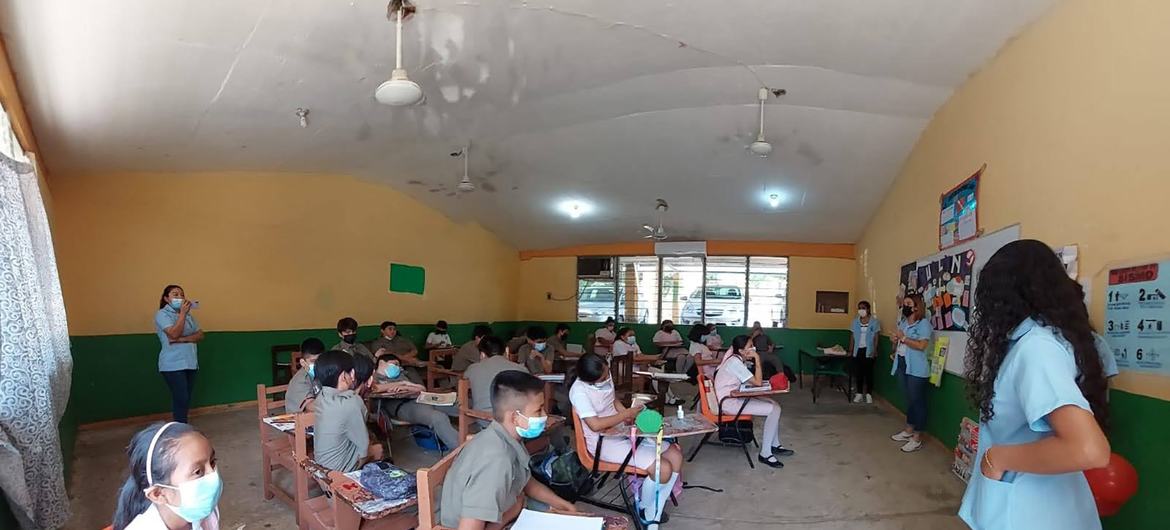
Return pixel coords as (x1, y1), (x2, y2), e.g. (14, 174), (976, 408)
(190, 300), (200, 309)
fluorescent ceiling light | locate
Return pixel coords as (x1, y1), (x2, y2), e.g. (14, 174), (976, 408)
(763, 190), (788, 208)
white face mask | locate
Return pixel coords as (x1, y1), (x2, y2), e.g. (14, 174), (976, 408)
(858, 309), (869, 318)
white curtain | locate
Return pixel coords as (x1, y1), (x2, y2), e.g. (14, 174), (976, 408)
(0, 114), (72, 527)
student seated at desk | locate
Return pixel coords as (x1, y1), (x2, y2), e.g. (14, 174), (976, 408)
(452, 325), (493, 372)
(465, 336), (529, 413)
(286, 337), (326, 412)
(439, 370), (576, 529)
(332, 317), (374, 361)
(616, 327), (680, 405)
(546, 323), (572, 362)
(425, 320), (453, 352)
(112, 421), (222, 530)
(372, 353), (461, 450)
(593, 317), (617, 355)
(312, 350), (383, 472)
(652, 320), (686, 364)
(714, 336), (794, 469)
(370, 321), (426, 374)
(570, 354), (680, 530)
(516, 326), (552, 374)
(704, 323), (724, 351)
(685, 324), (718, 380)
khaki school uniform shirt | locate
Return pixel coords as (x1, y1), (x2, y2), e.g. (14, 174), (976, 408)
(285, 367), (315, 412)
(515, 343), (548, 374)
(546, 335), (569, 360)
(439, 421), (530, 527)
(464, 356), (529, 411)
(331, 341), (374, 360)
(370, 335), (416, 356)
(451, 340), (481, 372)
(311, 386), (369, 472)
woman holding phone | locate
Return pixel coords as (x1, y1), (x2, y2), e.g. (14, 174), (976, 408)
(154, 285), (205, 423)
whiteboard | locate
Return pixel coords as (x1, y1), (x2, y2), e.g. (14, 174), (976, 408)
(904, 224), (1020, 377)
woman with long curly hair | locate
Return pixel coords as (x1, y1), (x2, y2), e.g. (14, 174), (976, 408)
(958, 239), (1110, 530)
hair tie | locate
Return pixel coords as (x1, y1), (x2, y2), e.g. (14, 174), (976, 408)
(145, 422), (178, 486)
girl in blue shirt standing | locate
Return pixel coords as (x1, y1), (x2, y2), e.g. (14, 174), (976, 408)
(959, 240), (1110, 530)
(849, 300), (881, 404)
(890, 293), (932, 452)
(154, 285), (204, 423)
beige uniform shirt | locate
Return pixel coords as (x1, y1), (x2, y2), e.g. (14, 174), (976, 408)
(464, 356), (529, 412)
(311, 386), (368, 472)
(370, 335), (416, 356)
(331, 341), (374, 360)
(451, 340), (482, 372)
(285, 367), (315, 412)
(439, 421), (530, 527)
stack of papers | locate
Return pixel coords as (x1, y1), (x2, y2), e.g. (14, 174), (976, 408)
(819, 345), (848, 356)
(537, 373), (566, 383)
(739, 381), (773, 393)
(416, 392), (457, 407)
(511, 509), (603, 530)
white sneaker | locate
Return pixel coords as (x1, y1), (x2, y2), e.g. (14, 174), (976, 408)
(891, 431), (913, 442)
(865, 394), (873, 404)
(852, 393), (863, 403)
(900, 439), (923, 452)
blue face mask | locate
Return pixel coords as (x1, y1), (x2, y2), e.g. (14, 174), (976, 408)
(514, 411), (548, 439)
(700, 334), (710, 342)
(385, 364), (402, 379)
(626, 336), (637, 345)
(158, 470), (223, 523)
(169, 298), (184, 310)
(307, 363), (316, 380)
(534, 342), (547, 352)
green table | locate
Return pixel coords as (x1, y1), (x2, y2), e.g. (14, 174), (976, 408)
(797, 349), (852, 403)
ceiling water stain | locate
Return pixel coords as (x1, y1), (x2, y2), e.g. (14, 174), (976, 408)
(355, 122), (372, 141)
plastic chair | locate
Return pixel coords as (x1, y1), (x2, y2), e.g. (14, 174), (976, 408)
(686, 373), (759, 468)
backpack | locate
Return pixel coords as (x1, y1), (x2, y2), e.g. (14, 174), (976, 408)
(530, 448), (593, 502)
(358, 461), (417, 501)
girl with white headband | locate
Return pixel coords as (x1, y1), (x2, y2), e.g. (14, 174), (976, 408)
(113, 422), (222, 530)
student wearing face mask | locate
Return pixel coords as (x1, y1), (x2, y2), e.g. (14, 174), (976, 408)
(113, 422), (222, 530)
(425, 320), (453, 352)
(546, 323), (572, 362)
(154, 284), (206, 423)
(704, 323), (724, 351)
(849, 301), (881, 404)
(890, 293), (932, 452)
(516, 325), (553, 374)
(714, 336), (794, 468)
(312, 350), (383, 471)
(465, 336), (530, 414)
(570, 354), (682, 530)
(687, 323), (719, 380)
(652, 320), (686, 365)
(439, 370), (577, 528)
(370, 353), (461, 449)
(331, 317), (374, 361)
(451, 325), (493, 372)
(594, 317), (618, 355)
(286, 338), (326, 412)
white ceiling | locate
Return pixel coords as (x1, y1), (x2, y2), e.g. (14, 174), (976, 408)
(1, 0), (1055, 250)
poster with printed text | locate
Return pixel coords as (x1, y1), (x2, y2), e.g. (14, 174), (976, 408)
(939, 167), (983, 250)
(1104, 261), (1170, 375)
(902, 250), (975, 332)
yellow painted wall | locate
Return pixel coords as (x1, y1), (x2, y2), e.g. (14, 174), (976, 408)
(787, 257), (856, 329)
(517, 255), (856, 329)
(51, 171), (519, 335)
(855, 0), (1170, 400)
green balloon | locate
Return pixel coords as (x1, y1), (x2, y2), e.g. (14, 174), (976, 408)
(635, 409), (663, 434)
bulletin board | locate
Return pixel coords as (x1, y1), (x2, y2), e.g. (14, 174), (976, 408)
(898, 224), (1021, 377)
(939, 165), (984, 250)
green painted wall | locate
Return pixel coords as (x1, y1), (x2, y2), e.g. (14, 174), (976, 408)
(871, 337), (1170, 529)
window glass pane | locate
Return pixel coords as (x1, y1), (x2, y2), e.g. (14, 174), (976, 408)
(661, 257), (704, 325)
(617, 256), (659, 324)
(577, 279), (616, 322)
(703, 257), (748, 326)
(748, 257), (789, 328)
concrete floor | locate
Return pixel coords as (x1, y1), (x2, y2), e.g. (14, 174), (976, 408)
(64, 387), (968, 530)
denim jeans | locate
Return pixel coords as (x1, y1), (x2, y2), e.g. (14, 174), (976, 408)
(895, 358), (928, 431)
(161, 369), (197, 423)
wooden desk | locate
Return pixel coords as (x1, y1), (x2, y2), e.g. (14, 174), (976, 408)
(299, 458), (417, 522)
(599, 414), (717, 438)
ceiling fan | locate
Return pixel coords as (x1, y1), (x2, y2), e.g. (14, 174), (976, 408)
(450, 141), (476, 193)
(641, 198), (669, 241)
(375, 1), (425, 106)
(746, 87), (786, 157)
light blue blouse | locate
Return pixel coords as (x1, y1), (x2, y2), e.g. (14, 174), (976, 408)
(891, 318), (932, 378)
(154, 307), (200, 372)
(850, 316), (881, 357)
(958, 318), (1100, 530)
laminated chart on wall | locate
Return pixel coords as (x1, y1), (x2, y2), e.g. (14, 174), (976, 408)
(1104, 261), (1170, 375)
(389, 263), (426, 295)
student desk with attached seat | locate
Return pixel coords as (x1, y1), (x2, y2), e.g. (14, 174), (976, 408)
(797, 348), (852, 403)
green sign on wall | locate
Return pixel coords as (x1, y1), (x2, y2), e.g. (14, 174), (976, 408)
(389, 263), (426, 295)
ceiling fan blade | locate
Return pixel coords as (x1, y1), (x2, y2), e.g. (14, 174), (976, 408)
(642, 225), (655, 231)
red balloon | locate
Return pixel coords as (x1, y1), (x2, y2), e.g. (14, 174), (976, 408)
(1084, 453), (1139, 517)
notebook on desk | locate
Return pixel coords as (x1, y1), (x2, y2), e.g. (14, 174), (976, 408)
(739, 381), (772, 393)
(511, 509), (603, 530)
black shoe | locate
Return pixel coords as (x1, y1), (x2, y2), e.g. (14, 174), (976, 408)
(757, 454), (784, 468)
(772, 446), (795, 457)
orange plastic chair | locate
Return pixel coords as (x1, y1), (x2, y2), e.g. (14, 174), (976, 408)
(687, 372), (759, 468)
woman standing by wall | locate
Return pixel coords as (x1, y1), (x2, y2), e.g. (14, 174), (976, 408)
(959, 240), (1110, 530)
(849, 301), (881, 404)
(154, 285), (204, 423)
(890, 293), (930, 452)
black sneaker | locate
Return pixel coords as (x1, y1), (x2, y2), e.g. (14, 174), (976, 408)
(757, 454), (784, 468)
(771, 446), (795, 457)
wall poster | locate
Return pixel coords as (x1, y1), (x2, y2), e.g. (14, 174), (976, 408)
(939, 165), (984, 250)
(897, 250), (975, 332)
(1104, 261), (1170, 375)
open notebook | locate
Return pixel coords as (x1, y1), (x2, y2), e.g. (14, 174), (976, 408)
(511, 509), (603, 530)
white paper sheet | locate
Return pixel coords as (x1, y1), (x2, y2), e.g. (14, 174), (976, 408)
(511, 509), (603, 530)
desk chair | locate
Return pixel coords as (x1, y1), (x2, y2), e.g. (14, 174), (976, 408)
(417, 442), (526, 530)
(272, 345), (301, 385)
(686, 373), (759, 469)
(257, 383), (296, 508)
(571, 410), (677, 527)
(688, 355), (723, 411)
(425, 347), (460, 391)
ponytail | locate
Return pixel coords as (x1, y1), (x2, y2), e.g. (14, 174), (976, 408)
(112, 422), (196, 529)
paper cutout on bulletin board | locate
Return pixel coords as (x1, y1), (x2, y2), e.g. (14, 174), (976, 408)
(929, 335), (950, 386)
(389, 263), (426, 295)
(939, 165), (984, 250)
(1104, 260), (1170, 375)
(898, 250), (975, 332)
(1055, 244), (1079, 280)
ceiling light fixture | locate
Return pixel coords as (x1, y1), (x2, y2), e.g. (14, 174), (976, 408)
(375, 1), (425, 106)
(768, 193), (781, 208)
(762, 189), (788, 209)
(557, 199), (593, 220)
